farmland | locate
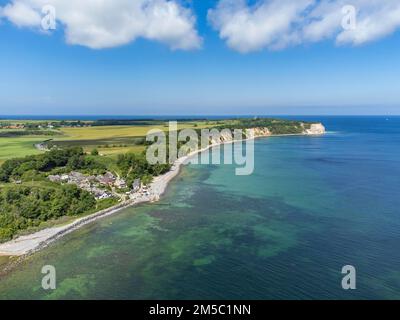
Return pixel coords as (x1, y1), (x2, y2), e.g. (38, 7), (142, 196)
(59, 123), (209, 140)
(0, 118), (311, 163)
(0, 120), (218, 163)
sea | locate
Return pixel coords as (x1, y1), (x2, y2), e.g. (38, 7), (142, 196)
(0, 116), (399, 299)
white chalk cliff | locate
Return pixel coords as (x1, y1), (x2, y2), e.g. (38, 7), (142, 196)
(303, 123), (326, 135)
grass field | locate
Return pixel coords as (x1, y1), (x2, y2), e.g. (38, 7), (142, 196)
(58, 122), (213, 140)
(52, 122), (216, 153)
(59, 125), (151, 140)
(0, 121), (219, 163)
(0, 136), (47, 164)
(97, 145), (146, 156)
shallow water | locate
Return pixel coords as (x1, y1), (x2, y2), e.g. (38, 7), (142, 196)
(1, 116), (400, 299)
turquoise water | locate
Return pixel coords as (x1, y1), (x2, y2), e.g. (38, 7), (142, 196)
(1, 116), (400, 299)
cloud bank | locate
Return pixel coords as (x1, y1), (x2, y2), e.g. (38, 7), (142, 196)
(0, 0), (202, 50)
(208, 0), (400, 53)
(2, 0), (400, 53)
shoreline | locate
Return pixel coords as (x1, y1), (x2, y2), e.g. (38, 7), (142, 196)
(0, 127), (325, 271)
(0, 135), (244, 259)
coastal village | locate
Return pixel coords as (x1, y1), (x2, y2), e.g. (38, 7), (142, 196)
(48, 171), (147, 201)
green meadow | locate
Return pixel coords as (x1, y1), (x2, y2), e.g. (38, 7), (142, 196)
(58, 122), (214, 140)
(0, 121), (218, 163)
(0, 136), (47, 164)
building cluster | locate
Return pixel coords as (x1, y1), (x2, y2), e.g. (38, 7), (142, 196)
(37, 123), (55, 129)
(0, 123), (25, 129)
(48, 171), (141, 200)
(0, 122), (58, 130)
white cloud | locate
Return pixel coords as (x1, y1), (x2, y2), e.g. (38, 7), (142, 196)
(0, 0), (202, 50)
(1, 1), (41, 27)
(208, 0), (400, 53)
(335, 0), (400, 45)
(208, 0), (313, 53)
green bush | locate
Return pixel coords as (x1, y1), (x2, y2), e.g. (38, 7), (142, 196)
(0, 184), (96, 241)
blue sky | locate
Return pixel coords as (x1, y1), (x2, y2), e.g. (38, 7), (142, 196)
(0, 0), (400, 115)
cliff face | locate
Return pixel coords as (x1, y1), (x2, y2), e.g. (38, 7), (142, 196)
(206, 122), (325, 145)
(252, 127), (272, 137)
(303, 123), (326, 135)
(249, 123), (326, 137)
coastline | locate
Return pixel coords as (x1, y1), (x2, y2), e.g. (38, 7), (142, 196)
(0, 126), (325, 268)
(0, 136), (236, 259)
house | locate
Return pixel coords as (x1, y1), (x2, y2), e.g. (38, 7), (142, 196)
(104, 172), (116, 181)
(91, 187), (112, 200)
(69, 171), (86, 181)
(48, 175), (61, 183)
(114, 178), (127, 189)
(132, 179), (141, 192)
(78, 181), (91, 190)
(98, 193), (111, 200)
(87, 175), (96, 182)
(97, 172), (116, 186)
(68, 172), (87, 185)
